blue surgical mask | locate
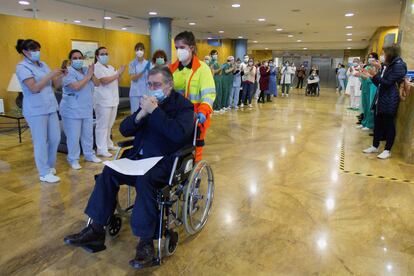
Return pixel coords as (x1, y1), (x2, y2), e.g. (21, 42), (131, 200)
(149, 89), (166, 102)
(71, 59), (84, 70)
(99, 55), (109, 65)
(156, 57), (165, 65)
(30, 51), (41, 62)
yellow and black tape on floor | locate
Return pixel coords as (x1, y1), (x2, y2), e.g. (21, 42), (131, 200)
(339, 140), (414, 184)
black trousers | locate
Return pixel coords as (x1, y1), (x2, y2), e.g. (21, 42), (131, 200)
(85, 157), (172, 239)
(373, 113), (396, 151)
(296, 77), (304, 88)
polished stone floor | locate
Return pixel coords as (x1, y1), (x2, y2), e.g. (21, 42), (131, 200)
(1, 88), (414, 275)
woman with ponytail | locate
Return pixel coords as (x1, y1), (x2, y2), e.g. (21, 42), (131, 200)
(15, 39), (65, 183)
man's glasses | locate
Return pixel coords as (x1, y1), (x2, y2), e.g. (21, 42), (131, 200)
(147, 82), (163, 89)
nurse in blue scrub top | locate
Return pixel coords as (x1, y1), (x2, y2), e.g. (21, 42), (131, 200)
(60, 49), (102, 170)
(15, 39), (64, 183)
(128, 42), (150, 113)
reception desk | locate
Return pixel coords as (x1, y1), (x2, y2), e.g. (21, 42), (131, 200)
(394, 84), (414, 164)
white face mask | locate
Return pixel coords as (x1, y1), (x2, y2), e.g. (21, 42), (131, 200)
(136, 50), (144, 58)
(244, 58), (249, 63)
(177, 48), (190, 62)
(380, 55), (385, 63)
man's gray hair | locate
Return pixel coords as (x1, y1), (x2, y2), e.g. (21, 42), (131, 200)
(148, 66), (173, 84)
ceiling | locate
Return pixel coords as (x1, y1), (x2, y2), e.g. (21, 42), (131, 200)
(0, 0), (402, 50)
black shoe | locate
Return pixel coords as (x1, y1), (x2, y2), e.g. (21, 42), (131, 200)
(129, 240), (155, 269)
(64, 225), (106, 252)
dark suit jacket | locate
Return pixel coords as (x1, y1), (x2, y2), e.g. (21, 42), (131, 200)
(372, 57), (407, 115)
(119, 90), (194, 160)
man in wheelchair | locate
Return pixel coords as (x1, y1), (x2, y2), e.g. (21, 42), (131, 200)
(64, 66), (195, 269)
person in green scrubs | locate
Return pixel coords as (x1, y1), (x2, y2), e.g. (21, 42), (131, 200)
(221, 56), (235, 110)
(358, 52), (379, 130)
(210, 50), (222, 112)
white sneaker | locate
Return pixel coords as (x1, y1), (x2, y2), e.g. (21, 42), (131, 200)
(377, 150), (391, 159)
(70, 162), (82, 170)
(235, 106), (239, 110)
(248, 104), (253, 108)
(282, 93), (285, 97)
(108, 146), (119, 151)
(361, 127), (370, 131)
(50, 168), (57, 175)
(213, 110), (219, 114)
(40, 173), (60, 183)
(240, 103), (244, 108)
(86, 156), (102, 163)
(363, 146), (379, 154)
(97, 151), (113, 158)
(356, 125), (363, 129)
(286, 94), (289, 98)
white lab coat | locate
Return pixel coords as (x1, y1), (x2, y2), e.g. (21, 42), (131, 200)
(345, 66), (361, 96)
(280, 65), (295, 84)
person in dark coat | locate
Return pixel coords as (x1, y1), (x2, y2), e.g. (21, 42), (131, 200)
(258, 61), (271, 103)
(63, 66), (195, 269)
(362, 44), (407, 159)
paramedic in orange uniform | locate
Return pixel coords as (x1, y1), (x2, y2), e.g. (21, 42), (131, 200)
(169, 31), (216, 161)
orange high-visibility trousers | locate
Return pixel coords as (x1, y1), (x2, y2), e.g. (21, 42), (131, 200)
(193, 103), (211, 162)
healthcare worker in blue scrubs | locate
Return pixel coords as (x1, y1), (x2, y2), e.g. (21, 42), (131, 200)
(60, 49), (102, 170)
(129, 42), (150, 113)
(15, 39), (64, 183)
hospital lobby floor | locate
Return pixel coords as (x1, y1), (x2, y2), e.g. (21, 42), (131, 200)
(1, 88), (414, 275)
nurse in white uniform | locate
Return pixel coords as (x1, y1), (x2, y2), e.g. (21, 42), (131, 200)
(346, 58), (362, 109)
(15, 39), (64, 183)
(128, 42), (149, 113)
(93, 46), (125, 158)
(60, 49), (102, 170)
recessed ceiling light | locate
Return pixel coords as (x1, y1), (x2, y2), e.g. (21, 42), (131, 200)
(207, 37), (212, 39)
(121, 27), (127, 30)
(297, 39), (302, 42)
(238, 36), (243, 38)
(253, 40), (258, 43)
(303, 47), (308, 50)
(288, 34), (294, 37)
(345, 12), (354, 17)
(104, 16), (112, 20)
(189, 22), (196, 25)
(347, 38), (353, 41)
(347, 47), (352, 49)
(265, 47), (269, 50)
(276, 28), (283, 31)
(346, 33), (353, 36)
(232, 3), (241, 8)
(219, 30), (224, 33)
(148, 11), (158, 15)
(346, 25), (353, 29)
(73, 20), (81, 23)
(18, 1), (30, 5)
(258, 18), (266, 22)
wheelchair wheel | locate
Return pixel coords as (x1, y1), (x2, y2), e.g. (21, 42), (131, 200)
(164, 230), (179, 257)
(183, 160), (214, 235)
(107, 215), (122, 237)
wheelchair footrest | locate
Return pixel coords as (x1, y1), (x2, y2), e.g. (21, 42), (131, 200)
(81, 243), (107, 253)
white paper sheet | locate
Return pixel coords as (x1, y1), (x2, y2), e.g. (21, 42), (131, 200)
(103, 156), (163, 176)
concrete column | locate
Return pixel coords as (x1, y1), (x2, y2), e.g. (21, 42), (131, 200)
(149, 17), (172, 62)
(234, 39), (248, 60)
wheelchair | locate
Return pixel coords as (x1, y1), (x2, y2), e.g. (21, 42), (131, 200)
(89, 119), (214, 266)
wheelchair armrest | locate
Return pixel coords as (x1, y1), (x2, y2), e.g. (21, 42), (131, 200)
(117, 139), (134, 148)
(173, 145), (195, 158)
